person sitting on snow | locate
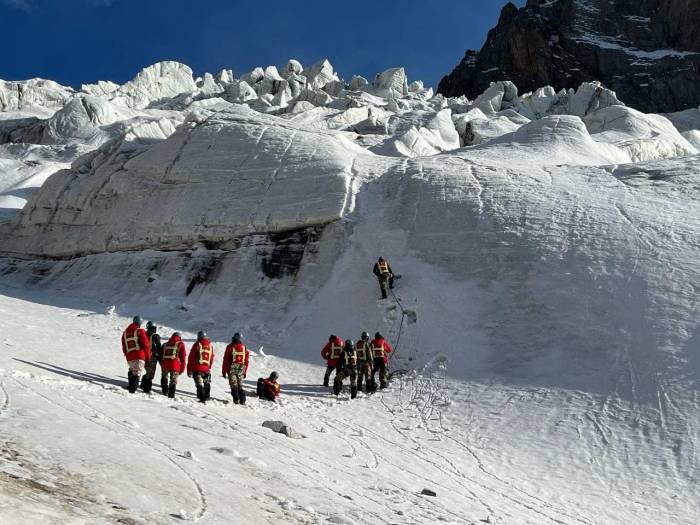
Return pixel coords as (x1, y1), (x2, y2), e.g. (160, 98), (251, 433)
(257, 372), (281, 402)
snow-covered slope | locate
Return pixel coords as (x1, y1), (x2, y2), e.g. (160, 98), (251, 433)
(1, 58), (699, 525)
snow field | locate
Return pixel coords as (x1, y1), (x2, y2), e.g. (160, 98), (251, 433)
(0, 56), (699, 525)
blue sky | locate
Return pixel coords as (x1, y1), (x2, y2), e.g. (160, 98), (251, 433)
(0, 0), (525, 89)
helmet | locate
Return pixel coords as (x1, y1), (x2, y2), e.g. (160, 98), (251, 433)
(172, 332), (180, 338)
(232, 332), (242, 343)
(328, 334), (336, 342)
(197, 330), (207, 341)
(269, 371), (279, 380)
(375, 332), (382, 339)
(132, 316), (142, 326)
(361, 331), (369, 340)
(378, 257), (384, 262)
(345, 339), (354, 348)
(146, 321), (156, 331)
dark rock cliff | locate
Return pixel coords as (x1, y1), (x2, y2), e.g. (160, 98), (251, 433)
(438, 0), (700, 113)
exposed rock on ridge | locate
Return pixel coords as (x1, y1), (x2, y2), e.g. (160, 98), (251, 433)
(438, 0), (700, 113)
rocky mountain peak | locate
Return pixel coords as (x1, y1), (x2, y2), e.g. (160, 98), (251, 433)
(438, 0), (700, 113)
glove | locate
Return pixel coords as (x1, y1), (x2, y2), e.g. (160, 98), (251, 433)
(243, 374), (247, 379)
(187, 372), (192, 378)
(222, 373), (228, 378)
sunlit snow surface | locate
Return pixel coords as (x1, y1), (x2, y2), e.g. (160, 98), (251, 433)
(0, 59), (699, 524)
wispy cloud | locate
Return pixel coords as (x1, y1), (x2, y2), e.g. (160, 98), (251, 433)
(2, 0), (117, 11)
(3, 0), (32, 12)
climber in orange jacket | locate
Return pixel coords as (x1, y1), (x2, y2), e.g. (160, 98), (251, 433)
(222, 332), (250, 405)
(321, 334), (344, 387)
(160, 332), (187, 398)
(187, 331), (214, 403)
(259, 372), (281, 402)
(369, 332), (393, 390)
(121, 316), (151, 393)
(373, 257), (395, 299)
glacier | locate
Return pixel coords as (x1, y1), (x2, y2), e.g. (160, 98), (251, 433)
(0, 58), (699, 524)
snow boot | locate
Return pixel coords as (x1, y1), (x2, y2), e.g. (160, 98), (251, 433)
(168, 384), (176, 399)
(141, 376), (152, 393)
(238, 389), (246, 405)
(231, 388), (240, 404)
(333, 379), (342, 396)
(204, 383), (211, 401)
(161, 378), (168, 395)
(350, 385), (358, 399)
(256, 378), (264, 398)
(127, 372), (138, 393)
(196, 385), (205, 402)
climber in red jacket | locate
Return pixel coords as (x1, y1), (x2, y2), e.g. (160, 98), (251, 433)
(259, 372), (281, 402)
(160, 332), (187, 398)
(121, 316), (151, 393)
(222, 332), (250, 405)
(321, 334), (344, 387)
(187, 331), (214, 403)
(369, 332), (393, 391)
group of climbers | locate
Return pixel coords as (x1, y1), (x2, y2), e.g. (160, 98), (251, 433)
(317, 256), (398, 397)
(120, 317), (280, 404)
(321, 331), (393, 398)
(120, 256), (400, 403)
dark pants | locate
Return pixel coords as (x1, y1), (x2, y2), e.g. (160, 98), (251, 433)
(323, 365), (335, 387)
(192, 372), (211, 402)
(161, 370), (179, 398)
(260, 392), (276, 402)
(334, 367), (358, 398)
(357, 360), (372, 392)
(378, 275), (394, 299)
(257, 378), (276, 402)
(141, 355), (159, 393)
(371, 357), (388, 389)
